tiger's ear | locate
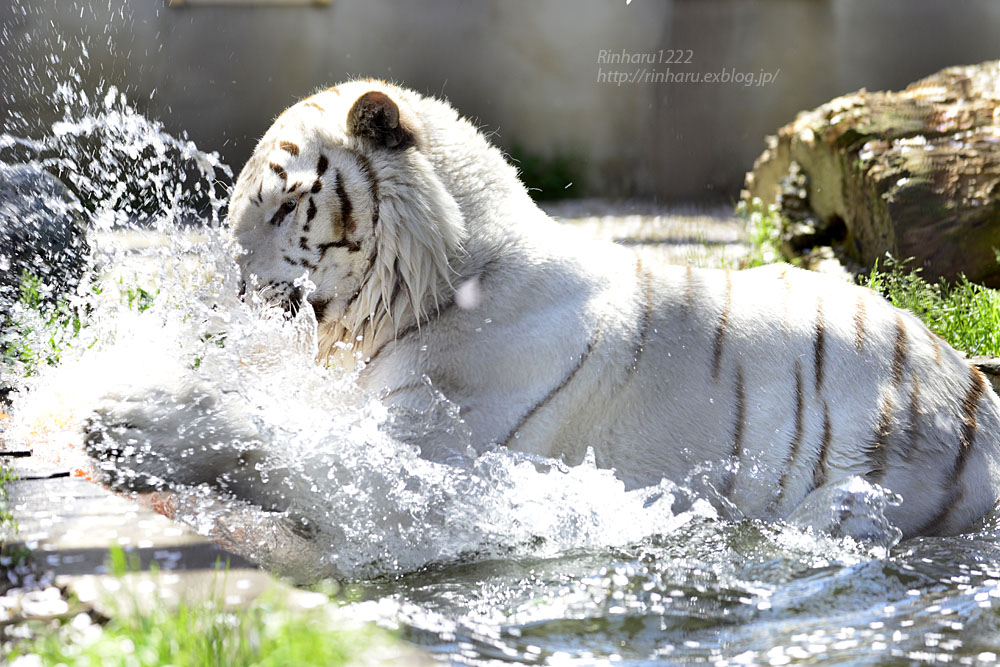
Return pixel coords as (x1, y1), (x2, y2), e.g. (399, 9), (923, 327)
(347, 91), (415, 150)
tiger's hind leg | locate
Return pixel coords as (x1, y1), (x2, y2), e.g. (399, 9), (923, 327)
(786, 476), (904, 550)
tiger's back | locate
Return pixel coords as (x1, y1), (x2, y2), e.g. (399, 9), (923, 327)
(491, 251), (1000, 538)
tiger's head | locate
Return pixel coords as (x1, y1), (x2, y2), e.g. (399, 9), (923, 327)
(228, 80), (467, 361)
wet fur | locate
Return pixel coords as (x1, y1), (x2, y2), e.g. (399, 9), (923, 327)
(93, 79), (1000, 539)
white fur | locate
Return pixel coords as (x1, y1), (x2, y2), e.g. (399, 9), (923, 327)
(103, 80), (1000, 539)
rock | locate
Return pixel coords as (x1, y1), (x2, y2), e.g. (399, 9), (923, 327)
(972, 356), (1000, 397)
(743, 60), (1000, 286)
(0, 163), (89, 316)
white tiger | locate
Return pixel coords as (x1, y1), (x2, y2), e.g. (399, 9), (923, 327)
(93, 79), (1000, 539)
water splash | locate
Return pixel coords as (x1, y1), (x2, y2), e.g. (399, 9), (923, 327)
(1, 81), (907, 581)
(7, 6), (1000, 665)
(11, 249), (715, 580)
(2, 77), (719, 580)
(3, 82), (231, 232)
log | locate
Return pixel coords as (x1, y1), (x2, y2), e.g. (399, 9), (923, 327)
(744, 61), (1000, 286)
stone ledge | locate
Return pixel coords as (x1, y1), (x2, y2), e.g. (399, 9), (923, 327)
(2, 457), (435, 664)
(4, 462), (325, 616)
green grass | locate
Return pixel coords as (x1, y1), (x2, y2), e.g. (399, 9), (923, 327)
(0, 460), (15, 543)
(735, 199), (785, 269)
(10, 596), (393, 667)
(0, 463), (13, 520)
(1, 271), (88, 377)
(861, 256), (1000, 357)
(1, 270), (161, 380)
(8, 548), (401, 666)
(121, 279), (158, 313)
(508, 144), (587, 201)
(736, 200), (1000, 358)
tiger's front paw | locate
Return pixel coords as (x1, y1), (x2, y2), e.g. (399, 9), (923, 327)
(84, 382), (261, 492)
(83, 381), (296, 513)
(84, 389), (185, 492)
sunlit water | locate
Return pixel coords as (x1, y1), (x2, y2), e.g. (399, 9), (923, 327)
(6, 15), (1000, 666)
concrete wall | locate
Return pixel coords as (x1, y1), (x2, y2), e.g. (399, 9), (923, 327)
(2, 0), (1000, 203)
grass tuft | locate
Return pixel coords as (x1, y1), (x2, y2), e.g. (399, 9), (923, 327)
(861, 255), (1000, 357)
(1, 271), (89, 378)
(735, 199), (785, 269)
(8, 548), (398, 666)
(0, 456), (15, 540)
(734, 198), (1000, 359)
